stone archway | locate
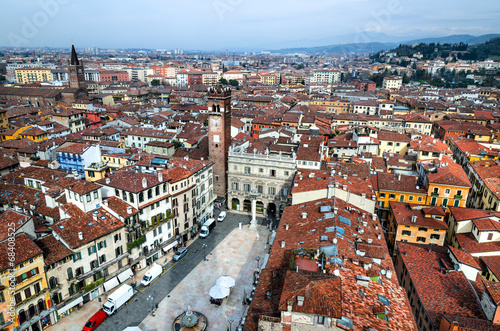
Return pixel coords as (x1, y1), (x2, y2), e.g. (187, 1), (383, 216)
(256, 201), (264, 214)
(243, 199), (251, 212)
(231, 198), (240, 210)
(267, 203), (277, 217)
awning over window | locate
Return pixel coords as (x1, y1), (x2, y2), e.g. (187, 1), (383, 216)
(162, 240), (178, 253)
(117, 268), (133, 283)
(57, 296), (83, 315)
(103, 276), (119, 292)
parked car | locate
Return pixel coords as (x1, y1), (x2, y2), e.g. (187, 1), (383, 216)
(83, 310), (107, 331)
(217, 211), (227, 222)
(173, 247), (188, 261)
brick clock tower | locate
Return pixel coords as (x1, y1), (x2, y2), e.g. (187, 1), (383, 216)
(68, 44), (86, 91)
(208, 84), (231, 199)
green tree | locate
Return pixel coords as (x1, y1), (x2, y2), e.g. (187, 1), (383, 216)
(228, 79), (239, 87)
(150, 79), (160, 86)
(219, 78), (228, 85)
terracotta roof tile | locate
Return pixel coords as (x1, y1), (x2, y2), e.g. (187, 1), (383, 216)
(398, 242), (485, 328)
(0, 233), (42, 271)
(34, 234), (72, 265)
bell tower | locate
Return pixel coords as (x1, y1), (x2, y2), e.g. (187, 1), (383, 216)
(208, 84), (231, 199)
(68, 44), (86, 91)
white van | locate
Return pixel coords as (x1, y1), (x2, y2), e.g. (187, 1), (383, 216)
(141, 263), (163, 287)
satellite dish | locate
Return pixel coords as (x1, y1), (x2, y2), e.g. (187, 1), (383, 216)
(381, 270), (386, 275)
(333, 269), (340, 277)
(454, 264), (460, 270)
(333, 238), (338, 244)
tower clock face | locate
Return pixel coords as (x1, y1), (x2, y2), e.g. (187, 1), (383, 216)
(210, 117), (221, 127)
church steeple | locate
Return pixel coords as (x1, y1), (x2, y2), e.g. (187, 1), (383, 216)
(70, 44), (80, 65)
(68, 44), (86, 91)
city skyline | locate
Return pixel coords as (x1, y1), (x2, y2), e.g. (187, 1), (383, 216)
(1, 0), (500, 51)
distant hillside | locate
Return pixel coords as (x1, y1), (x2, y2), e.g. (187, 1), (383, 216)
(271, 42), (397, 55)
(269, 33), (500, 55)
(372, 37), (500, 61)
(403, 34), (500, 46)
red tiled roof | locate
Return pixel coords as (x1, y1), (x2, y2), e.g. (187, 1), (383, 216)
(103, 196), (139, 218)
(50, 204), (124, 248)
(375, 172), (427, 194)
(96, 168), (167, 193)
(377, 130), (411, 142)
(57, 142), (91, 154)
(398, 242), (486, 328)
(427, 156), (471, 187)
(481, 256), (500, 280)
(34, 234), (72, 265)
(0, 233), (42, 271)
(448, 246), (481, 270)
(278, 271), (342, 317)
(390, 202), (448, 230)
(456, 233), (500, 254)
(0, 209), (31, 242)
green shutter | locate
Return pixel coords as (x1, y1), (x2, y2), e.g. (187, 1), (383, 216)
(97, 242), (101, 250)
(73, 254), (76, 262)
(78, 252), (82, 260)
(103, 240), (107, 248)
(88, 247), (91, 255)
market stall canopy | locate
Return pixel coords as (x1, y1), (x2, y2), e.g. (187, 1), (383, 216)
(216, 275), (235, 288)
(209, 285), (230, 299)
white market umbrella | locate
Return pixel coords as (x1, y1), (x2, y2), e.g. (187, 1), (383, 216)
(209, 285), (230, 299)
(216, 275), (235, 288)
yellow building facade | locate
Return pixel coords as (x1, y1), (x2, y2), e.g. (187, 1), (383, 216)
(15, 68), (52, 84)
(0, 234), (52, 331)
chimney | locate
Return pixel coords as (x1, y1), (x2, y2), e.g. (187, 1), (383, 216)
(93, 214), (97, 221)
(372, 214), (377, 221)
(103, 200), (108, 207)
(411, 215), (417, 223)
(285, 223), (289, 230)
(127, 206), (132, 214)
(287, 300), (293, 312)
(105, 178), (110, 184)
(343, 174), (347, 180)
(327, 185), (333, 199)
(398, 173), (401, 181)
(342, 185), (347, 191)
(158, 172), (163, 182)
(301, 212), (307, 219)
(78, 232), (83, 240)
(281, 241), (286, 248)
(142, 177), (147, 188)
(377, 233), (382, 240)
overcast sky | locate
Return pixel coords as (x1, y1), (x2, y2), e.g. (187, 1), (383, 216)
(1, 0), (499, 50)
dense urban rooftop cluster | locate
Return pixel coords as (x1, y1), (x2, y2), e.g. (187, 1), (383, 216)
(0, 43), (500, 330)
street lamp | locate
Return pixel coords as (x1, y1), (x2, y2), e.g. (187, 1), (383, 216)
(228, 317), (234, 331)
(202, 243), (207, 261)
(147, 293), (155, 315)
(256, 256), (261, 271)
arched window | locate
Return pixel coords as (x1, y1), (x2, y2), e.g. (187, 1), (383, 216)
(18, 310), (27, 324)
(37, 299), (45, 313)
(147, 189), (152, 199)
(139, 192), (144, 203)
(67, 267), (73, 280)
(49, 277), (58, 289)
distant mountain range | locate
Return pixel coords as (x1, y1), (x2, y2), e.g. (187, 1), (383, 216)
(269, 34), (500, 55)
